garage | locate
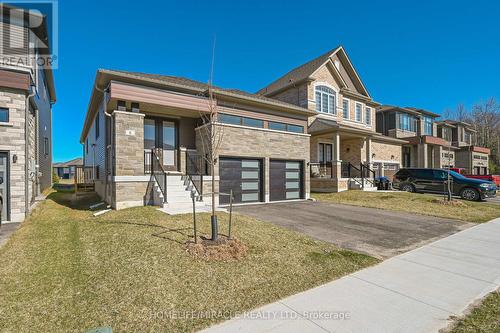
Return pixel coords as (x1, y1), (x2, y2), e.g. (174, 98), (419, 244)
(270, 159), (303, 201)
(219, 157), (263, 205)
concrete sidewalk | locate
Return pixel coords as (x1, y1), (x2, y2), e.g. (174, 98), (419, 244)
(200, 218), (500, 333)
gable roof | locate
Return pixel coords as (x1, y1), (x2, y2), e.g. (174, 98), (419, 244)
(53, 157), (83, 168)
(257, 46), (370, 98)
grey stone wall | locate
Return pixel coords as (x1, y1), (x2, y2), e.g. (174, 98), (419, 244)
(111, 111), (147, 209)
(0, 89), (28, 221)
(204, 123), (311, 201)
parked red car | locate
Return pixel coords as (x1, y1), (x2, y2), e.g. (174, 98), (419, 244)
(449, 168), (500, 186)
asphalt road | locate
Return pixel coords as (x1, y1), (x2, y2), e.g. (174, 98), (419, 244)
(234, 201), (473, 259)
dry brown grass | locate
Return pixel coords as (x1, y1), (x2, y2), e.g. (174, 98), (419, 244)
(313, 191), (500, 223)
(0, 190), (377, 333)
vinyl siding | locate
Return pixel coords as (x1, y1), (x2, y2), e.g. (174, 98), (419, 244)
(83, 100), (107, 198)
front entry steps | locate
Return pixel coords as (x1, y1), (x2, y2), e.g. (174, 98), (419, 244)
(348, 178), (378, 191)
(153, 175), (226, 215)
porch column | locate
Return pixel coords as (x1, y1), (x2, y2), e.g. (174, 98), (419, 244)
(332, 132), (341, 178)
(365, 137), (372, 166)
(418, 143), (428, 168)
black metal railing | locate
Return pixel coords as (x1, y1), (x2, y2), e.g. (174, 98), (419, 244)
(151, 149), (167, 203)
(340, 162), (376, 189)
(360, 163), (376, 187)
(310, 161), (333, 178)
(186, 150), (204, 197)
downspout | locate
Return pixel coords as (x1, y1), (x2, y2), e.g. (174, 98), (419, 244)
(95, 84), (111, 200)
(25, 86), (36, 218)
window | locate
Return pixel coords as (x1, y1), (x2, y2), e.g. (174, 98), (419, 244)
(218, 114), (241, 125)
(464, 131), (471, 144)
(318, 143), (333, 163)
(287, 124), (304, 133)
(315, 86), (336, 114)
(95, 111), (100, 140)
(218, 114), (263, 128)
(0, 107), (8, 123)
(365, 107), (371, 125)
(398, 113), (417, 132)
(442, 127), (452, 141)
(268, 121), (304, 133)
(342, 99), (349, 119)
(268, 122), (286, 131)
(242, 117), (264, 128)
(355, 103), (362, 122)
(44, 137), (49, 156)
(423, 116), (433, 135)
(86, 138), (89, 154)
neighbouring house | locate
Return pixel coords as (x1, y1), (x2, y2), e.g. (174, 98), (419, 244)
(376, 106), (458, 169)
(436, 120), (490, 175)
(0, 4), (56, 222)
(53, 158), (83, 180)
(257, 46), (406, 191)
(376, 106), (491, 175)
(80, 69), (315, 210)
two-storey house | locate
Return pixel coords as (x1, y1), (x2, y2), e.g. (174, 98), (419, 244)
(436, 120), (489, 175)
(0, 4), (56, 222)
(258, 46), (406, 191)
(376, 105), (458, 170)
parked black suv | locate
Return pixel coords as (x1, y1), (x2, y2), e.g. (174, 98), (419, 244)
(393, 168), (497, 201)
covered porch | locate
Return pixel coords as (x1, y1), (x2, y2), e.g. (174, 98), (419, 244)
(308, 118), (376, 192)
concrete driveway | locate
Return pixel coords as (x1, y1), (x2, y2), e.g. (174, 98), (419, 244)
(234, 201), (473, 258)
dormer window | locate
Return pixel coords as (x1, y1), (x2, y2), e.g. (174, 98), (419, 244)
(315, 86), (336, 114)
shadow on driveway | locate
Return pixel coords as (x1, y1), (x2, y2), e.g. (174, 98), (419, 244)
(234, 201), (473, 259)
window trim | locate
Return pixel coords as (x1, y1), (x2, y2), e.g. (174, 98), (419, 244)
(318, 142), (333, 163)
(342, 98), (349, 119)
(365, 107), (371, 125)
(0, 107), (9, 123)
(398, 112), (417, 132)
(423, 116), (433, 136)
(315, 85), (337, 115)
(355, 103), (362, 122)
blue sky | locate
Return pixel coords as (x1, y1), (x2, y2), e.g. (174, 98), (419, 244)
(51, 0), (500, 162)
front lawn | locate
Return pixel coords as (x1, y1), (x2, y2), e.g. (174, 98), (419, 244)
(313, 191), (500, 223)
(0, 190), (377, 333)
(448, 289), (500, 333)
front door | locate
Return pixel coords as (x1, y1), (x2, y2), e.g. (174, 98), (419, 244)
(144, 118), (178, 172)
(0, 153), (8, 220)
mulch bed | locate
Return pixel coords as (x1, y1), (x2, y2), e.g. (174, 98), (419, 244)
(185, 236), (248, 261)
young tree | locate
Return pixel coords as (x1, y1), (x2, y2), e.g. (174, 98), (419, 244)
(197, 86), (224, 241)
(196, 36), (225, 241)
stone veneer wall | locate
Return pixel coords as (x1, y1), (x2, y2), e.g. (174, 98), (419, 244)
(112, 111), (150, 209)
(0, 89), (33, 222)
(196, 123), (310, 202)
(371, 141), (402, 165)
